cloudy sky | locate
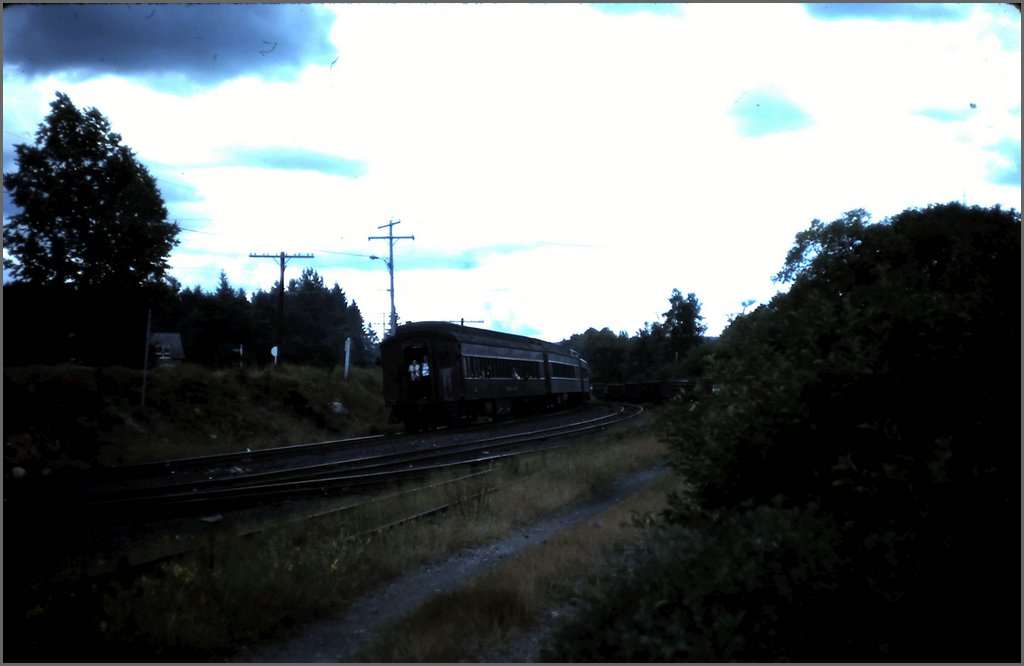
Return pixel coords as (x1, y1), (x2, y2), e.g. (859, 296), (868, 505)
(3, 3), (1020, 343)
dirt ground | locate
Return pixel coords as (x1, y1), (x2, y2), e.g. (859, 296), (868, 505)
(227, 465), (668, 662)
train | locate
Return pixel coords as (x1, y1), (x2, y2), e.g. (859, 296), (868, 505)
(590, 378), (694, 403)
(379, 321), (591, 430)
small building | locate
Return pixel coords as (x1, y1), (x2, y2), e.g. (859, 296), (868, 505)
(150, 332), (186, 366)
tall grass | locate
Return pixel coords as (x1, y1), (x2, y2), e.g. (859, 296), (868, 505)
(6, 413), (675, 661)
(3, 363), (394, 471)
(355, 462), (680, 662)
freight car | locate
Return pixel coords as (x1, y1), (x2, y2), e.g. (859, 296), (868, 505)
(379, 321), (591, 430)
(591, 378), (694, 403)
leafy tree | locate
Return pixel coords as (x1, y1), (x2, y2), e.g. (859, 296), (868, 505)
(2, 92), (181, 367)
(662, 289), (706, 359)
(551, 202), (1020, 661)
(624, 321), (666, 380)
(673, 203), (1019, 516)
(563, 327), (630, 382)
(625, 290), (706, 380)
(565, 290), (706, 383)
(3, 92), (179, 288)
(686, 202), (1019, 659)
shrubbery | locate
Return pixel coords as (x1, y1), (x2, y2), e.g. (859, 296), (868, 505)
(547, 202), (1021, 661)
(543, 502), (845, 662)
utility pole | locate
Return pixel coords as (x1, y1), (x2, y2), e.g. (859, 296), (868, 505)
(249, 251), (314, 365)
(368, 219), (414, 338)
(141, 307), (152, 407)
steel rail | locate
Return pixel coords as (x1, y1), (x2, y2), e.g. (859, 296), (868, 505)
(84, 404), (601, 493)
(87, 403), (642, 519)
(87, 404), (628, 501)
(85, 432), (390, 484)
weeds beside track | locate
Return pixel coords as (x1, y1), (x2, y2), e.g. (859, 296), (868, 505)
(6, 408), (676, 662)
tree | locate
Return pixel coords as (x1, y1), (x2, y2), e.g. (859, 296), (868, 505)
(246, 268), (374, 368)
(563, 327), (630, 382)
(3, 92), (179, 288)
(564, 290), (706, 383)
(550, 203), (1020, 661)
(666, 202), (1020, 659)
(662, 289), (705, 359)
(624, 321), (666, 380)
(169, 272), (253, 366)
(627, 290), (706, 380)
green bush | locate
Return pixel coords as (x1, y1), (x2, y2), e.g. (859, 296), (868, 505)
(542, 503), (845, 662)
(549, 203), (1020, 662)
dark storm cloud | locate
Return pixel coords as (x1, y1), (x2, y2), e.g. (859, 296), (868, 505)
(3, 4), (336, 86)
(803, 3), (972, 23)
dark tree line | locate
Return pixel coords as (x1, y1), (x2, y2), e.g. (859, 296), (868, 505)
(546, 202), (1020, 662)
(3, 269), (377, 370)
(3, 92), (376, 370)
(3, 92), (181, 367)
(167, 268), (376, 368)
(563, 289), (707, 383)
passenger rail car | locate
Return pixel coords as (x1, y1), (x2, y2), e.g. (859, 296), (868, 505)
(379, 321), (591, 430)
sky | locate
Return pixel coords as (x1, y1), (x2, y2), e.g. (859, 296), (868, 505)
(3, 2), (1021, 344)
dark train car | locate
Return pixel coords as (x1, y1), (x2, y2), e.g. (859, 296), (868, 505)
(592, 378), (694, 403)
(380, 321), (591, 430)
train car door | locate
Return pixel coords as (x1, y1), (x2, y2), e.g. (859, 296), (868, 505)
(404, 343), (433, 400)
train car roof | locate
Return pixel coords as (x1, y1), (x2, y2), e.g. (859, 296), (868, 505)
(380, 321), (580, 356)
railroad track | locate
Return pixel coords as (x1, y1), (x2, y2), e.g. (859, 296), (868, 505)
(83, 401), (643, 521)
(4, 402), (644, 579)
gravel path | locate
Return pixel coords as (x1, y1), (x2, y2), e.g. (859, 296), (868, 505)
(228, 465), (668, 663)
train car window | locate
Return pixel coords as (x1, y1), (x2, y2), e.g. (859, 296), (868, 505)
(463, 355), (544, 380)
(551, 362), (579, 379)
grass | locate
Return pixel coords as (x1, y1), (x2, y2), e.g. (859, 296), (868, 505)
(3, 363), (395, 471)
(4, 362), (681, 660)
(6, 406), (678, 661)
(354, 460), (681, 662)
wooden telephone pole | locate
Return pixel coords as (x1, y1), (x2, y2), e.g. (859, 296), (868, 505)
(368, 220), (414, 338)
(249, 251), (314, 364)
